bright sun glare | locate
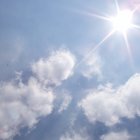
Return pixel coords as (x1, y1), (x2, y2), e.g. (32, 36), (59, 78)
(77, 0), (140, 67)
(111, 10), (133, 33)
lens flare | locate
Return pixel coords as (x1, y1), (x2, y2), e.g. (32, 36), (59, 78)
(74, 0), (140, 68)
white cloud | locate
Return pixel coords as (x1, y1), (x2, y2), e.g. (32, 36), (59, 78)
(101, 131), (131, 140)
(60, 131), (90, 140)
(32, 50), (75, 86)
(0, 78), (54, 140)
(0, 49), (76, 140)
(81, 52), (102, 79)
(79, 73), (140, 126)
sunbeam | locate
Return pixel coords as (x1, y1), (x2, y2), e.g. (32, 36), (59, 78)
(85, 12), (111, 21)
(131, 24), (140, 30)
(75, 30), (115, 68)
(114, 0), (120, 13)
(123, 32), (134, 66)
(74, 9), (111, 22)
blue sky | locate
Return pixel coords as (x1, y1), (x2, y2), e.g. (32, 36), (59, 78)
(1, 0), (140, 140)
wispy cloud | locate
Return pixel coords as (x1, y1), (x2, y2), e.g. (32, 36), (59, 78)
(101, 131), (131, 140)
(58, 93), (72, 113)
(81, 52), (102, 79)
(60, 131), (90, 140)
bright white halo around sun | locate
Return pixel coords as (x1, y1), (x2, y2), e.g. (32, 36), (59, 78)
(76, 0), (140, 68)
(111, 9), (133, 33)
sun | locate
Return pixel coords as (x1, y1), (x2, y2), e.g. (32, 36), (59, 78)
(76, 1), (140, 67)
(111, 9), (133, 33)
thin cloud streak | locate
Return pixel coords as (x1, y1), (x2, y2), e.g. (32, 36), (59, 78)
(75, 30), (115, 68)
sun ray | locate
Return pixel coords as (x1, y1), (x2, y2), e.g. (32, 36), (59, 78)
(123, 32), (135, 70)
(114, 0), (120, 13)
(131, 24), (140, 30)
(85, 12), (111, 21)
(75, 9), (111, 22)
(123, 32), (132, 60)
(75, 30), (115, 68)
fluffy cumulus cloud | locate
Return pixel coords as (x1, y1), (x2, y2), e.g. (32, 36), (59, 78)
(101, 131), (131, 140)
(60, 131), (90, 140)
(32, 50), (75, 86)
(79, 73), (140, 126)
(0, 49), (75, 140)
(0, 78), (54, 140)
